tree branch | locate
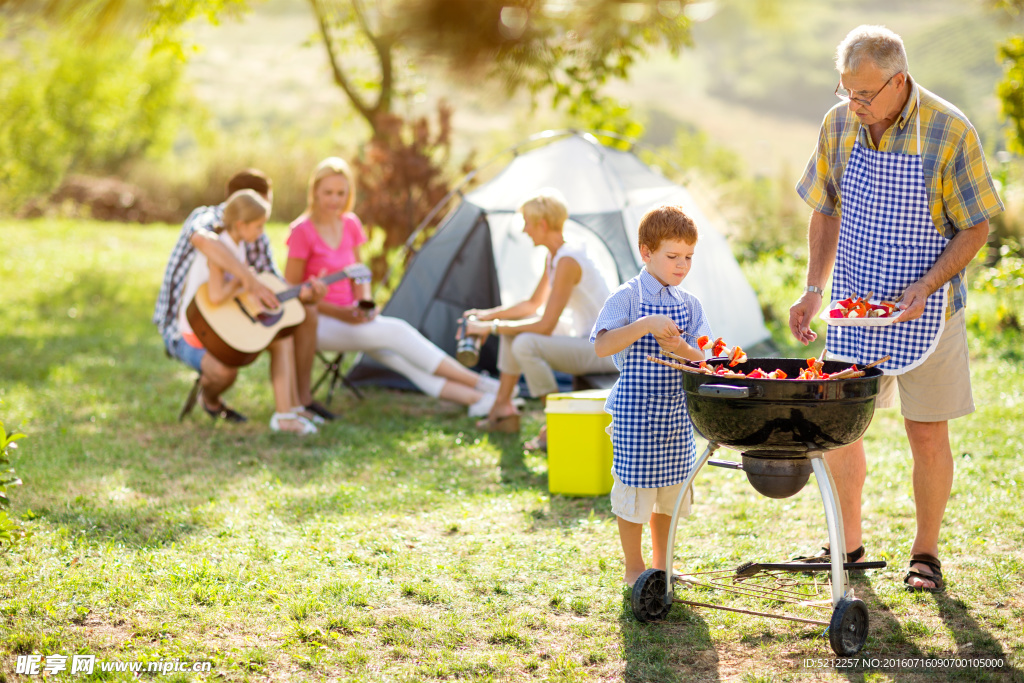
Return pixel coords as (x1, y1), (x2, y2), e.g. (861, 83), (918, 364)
(351, 0), (393, 127)
(308, 0), (375, 128)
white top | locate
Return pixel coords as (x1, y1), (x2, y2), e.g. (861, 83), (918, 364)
(178, 231), (247, 340)
(547, 241), (610, 338)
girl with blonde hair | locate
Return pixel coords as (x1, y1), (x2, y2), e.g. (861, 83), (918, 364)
(179, 189), (317, 434)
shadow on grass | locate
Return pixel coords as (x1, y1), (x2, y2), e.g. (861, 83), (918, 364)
(825, 574), (1022, 682)
(19, 385), (560, 548)
(618, 585), (719, 682)
(932, 590), (1022, 682)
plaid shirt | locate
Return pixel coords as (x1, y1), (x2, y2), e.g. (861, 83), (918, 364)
(796, 78), (1003, 313)
(153, 203), (281, 341)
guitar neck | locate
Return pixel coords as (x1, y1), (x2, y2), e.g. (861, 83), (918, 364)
(276, 271), (351, 303)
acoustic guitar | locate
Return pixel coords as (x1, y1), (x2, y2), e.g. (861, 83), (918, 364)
(185, 263), (372, 367)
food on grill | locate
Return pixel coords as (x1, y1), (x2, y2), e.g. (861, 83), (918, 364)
(649, 353), (890, 381)
(693, 335), (745, 366)
(727, 345), (747, 367)
(828, 295), (898, 319)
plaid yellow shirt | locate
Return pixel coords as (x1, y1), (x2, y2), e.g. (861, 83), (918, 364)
(796, 78), (1003, 313)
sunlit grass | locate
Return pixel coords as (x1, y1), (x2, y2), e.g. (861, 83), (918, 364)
(0, 220), (1021, 681)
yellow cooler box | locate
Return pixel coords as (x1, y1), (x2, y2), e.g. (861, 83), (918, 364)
(545, 389), (614, 497)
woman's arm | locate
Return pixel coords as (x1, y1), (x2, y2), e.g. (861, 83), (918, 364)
(465, 256), (583, 340)
(465, 270), (551, 322)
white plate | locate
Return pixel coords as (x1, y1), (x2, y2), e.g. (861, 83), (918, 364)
(820, 301), (902, 327)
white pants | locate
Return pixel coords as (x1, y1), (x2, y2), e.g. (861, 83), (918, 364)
(498, 333), (617, 398)
(317, 315), (448, 397)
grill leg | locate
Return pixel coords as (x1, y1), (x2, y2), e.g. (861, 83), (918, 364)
(664, 441), (719, 607)
(810, 453), (850, 606)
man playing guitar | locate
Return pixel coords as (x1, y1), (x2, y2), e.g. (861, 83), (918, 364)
(154, 169), (331, 423)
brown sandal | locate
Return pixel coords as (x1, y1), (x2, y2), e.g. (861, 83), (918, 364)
(904, 553), (944, 593)
(475, 413), (520, 433)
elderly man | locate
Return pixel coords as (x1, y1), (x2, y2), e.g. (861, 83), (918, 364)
(789, 25), (1003, 592)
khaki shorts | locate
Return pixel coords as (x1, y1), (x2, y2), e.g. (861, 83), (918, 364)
(610, 472), (692, 524)
(834, 309), (973, 422)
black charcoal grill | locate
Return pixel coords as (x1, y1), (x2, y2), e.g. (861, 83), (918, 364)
(630, 357), (888, 656)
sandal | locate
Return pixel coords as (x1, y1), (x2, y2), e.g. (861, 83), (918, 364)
(475, 413), (520, 433)
(904, 553), (944, 593)
(270, 412), (317, 435)
(293, 406), (325, 425)
(202, 396), (247, 423)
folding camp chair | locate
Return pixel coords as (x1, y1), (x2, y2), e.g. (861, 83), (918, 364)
(179, 374), (202, 421)
(312, 351), (364, 405)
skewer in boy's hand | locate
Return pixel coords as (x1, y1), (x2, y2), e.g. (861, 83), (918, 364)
(645, 314), (680, 343)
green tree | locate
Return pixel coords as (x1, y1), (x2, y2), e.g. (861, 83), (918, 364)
(7, 0), (692, 138)
(0, 19), (198, 211)
(995, 1), (1024, 152)
(310, 0), (691, 138)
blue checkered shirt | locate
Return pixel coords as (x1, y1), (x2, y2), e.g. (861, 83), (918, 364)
(591, 268), (713, 409)
(153, 203), (281, 342)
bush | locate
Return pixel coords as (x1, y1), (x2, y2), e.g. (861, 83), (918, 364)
(0, 19), (198, 213)
(0, 408), (26, 551)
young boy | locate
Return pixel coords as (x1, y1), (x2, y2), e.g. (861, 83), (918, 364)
(591, 205), (712, 586)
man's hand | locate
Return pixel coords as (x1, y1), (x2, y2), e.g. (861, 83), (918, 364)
(789, 292), (821, 345)
(244, 272), (280, 310)
(893, 281), (929, 322)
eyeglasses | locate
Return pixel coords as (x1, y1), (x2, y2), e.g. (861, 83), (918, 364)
(835, 74), (897, 108)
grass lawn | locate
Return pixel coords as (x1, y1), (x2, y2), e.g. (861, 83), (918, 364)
(0, 220), (1022, 682)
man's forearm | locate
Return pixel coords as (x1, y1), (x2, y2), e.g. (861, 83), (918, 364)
(806, 211), (841, 289)
(917, 220), (989, 296)
(190, 231), (254, 285)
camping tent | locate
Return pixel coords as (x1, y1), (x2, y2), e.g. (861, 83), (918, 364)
(347, 131), (771, 389)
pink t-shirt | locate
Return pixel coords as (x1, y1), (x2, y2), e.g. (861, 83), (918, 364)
(287, 213), (368, 307)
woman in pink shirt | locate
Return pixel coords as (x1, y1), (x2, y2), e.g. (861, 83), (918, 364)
(285, 157), (500, 416)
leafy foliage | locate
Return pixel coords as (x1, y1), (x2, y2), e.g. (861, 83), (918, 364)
(998, 35), (1024, 155)
(0, 19), (198, 212)
(0, 406), (26, 550)
(310, 0), (691, 137)
(974, 239), (1024, 332)
(351, 102), (474, 285)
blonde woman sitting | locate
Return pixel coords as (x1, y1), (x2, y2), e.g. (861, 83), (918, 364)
(285, 157), (501, 416)
(462, 190), (618, 449)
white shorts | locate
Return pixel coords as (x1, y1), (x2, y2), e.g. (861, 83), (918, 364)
(610, 472), (692, 524)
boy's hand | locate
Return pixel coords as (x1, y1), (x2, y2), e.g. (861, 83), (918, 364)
(645, 314), (680, 342)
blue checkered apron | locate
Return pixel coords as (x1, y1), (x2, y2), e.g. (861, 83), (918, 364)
(610, 298), (695, 488)
(828, 92), (948, 375)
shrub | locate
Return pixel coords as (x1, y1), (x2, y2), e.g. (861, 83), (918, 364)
(0, 19), (198, 213)
(0, 407), (26, 551)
